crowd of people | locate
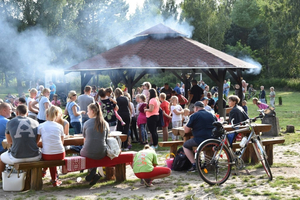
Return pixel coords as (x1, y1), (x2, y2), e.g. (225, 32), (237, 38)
(0, 79), (277, 187)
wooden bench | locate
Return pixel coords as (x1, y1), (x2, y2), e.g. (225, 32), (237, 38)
(14, 151), (136, 191)
(232, 138), (285, 165)
(192, 138), (284, 166)
(158, 141), (184, 156)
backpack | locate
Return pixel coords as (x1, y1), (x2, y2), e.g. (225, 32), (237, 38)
(172, 147), (192, 171)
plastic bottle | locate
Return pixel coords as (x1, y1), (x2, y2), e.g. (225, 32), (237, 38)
(239, 137), (248, 148)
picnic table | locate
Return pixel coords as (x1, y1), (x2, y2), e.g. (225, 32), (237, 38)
(172, 124), (272, 141)
(2, 131), (127, 150)
(169, 124), (284, 165)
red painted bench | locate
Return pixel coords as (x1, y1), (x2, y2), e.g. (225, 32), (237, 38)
(14, 151), (136, 191)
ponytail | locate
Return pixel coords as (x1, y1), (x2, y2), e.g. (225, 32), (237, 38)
(89, 102), (106, 133)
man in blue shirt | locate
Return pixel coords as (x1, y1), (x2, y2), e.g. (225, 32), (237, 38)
(173, 83), (181, 95)
(0, 103), (11, 177)
(183, 101), (217, 172)
(49, 81), (56, 101)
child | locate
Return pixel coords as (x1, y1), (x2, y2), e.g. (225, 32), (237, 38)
(142, 82), (151, 102)
(137, 94), (148, 144)
(124, 93), (138, 148)
(37, 106), (65, 187)
(135, 94), (142, 143)
(133, 145), (171, 187)
(51, 94), (61, 107)
(242, 100), (248, 114)
(105, 87), (126, 126)
(269, 87), (276, 108)
(182, 108), (190, 125)
(159, 93), (171, 141)
(169, 96), (184, 141)
(259, 86), (266, 103)
(253, 97), (269, 110)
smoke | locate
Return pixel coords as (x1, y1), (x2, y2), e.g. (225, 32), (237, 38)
(240, 56), (262, 75)
(0, 0), (195, 88)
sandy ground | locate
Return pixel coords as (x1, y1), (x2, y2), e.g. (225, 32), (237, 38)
(1, 140), (300, 200)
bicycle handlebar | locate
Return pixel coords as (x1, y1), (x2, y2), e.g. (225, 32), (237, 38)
(232, 113), (264, 127)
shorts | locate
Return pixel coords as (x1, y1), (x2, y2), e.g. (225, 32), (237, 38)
(183, 138), (202, 150)
(188, 103), (195, 111)
(1, 151), (41, 165)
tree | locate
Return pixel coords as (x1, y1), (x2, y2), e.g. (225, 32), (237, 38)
(180, 0), (231, 50)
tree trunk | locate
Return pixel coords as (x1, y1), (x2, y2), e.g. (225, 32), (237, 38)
(4, 72), (9, 87)
(16, 73), (23, 97)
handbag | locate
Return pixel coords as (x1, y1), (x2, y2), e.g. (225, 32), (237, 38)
(106, 128), (121, 160)
(2, 168), (26, 191)
(157, 108), (165, 127)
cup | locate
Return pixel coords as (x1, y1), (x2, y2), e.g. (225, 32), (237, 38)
(219, 117), (224, 123)
(215, 114), (220, 119)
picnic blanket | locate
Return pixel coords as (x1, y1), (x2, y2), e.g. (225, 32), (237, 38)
(63, 151), (136, 172)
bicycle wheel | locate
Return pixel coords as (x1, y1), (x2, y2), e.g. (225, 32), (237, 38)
(195, 139), (232, 185)
(253, 139), (273, 181)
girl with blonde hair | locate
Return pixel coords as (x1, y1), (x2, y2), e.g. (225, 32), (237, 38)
(37, 106), (65, 187)
(27, 88), (39, 120)
(169, 96), (184, 141)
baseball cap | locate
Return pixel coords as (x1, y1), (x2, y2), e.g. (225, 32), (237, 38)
(201, 97), (208, 101)
(194, 101), (204, 108)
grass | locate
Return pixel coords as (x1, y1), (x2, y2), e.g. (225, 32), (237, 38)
(246, 91), (300, 132)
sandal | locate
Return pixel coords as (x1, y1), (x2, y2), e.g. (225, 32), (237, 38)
(52, 179), (62, 187)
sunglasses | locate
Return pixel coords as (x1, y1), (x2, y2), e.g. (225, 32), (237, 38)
(72, 94), (77, 96)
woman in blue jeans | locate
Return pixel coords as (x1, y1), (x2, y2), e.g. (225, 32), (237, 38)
(64, 90), (86, 134)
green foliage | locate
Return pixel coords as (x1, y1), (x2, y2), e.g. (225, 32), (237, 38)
(180, 0), (231, 50)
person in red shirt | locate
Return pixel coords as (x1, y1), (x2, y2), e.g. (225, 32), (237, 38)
(159, 93), (171, 141)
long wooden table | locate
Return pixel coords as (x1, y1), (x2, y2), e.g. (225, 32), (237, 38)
(2, 131), (127, 150)
(172, 124), (272, 142)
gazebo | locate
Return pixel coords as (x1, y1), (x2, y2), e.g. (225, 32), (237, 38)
(65, 23), (257, 117)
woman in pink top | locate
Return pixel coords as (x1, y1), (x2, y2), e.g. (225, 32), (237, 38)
(252, 98), (269, 110)
(144, 89), (160, 149)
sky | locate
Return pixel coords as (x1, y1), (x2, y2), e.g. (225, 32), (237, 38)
(126, 0), (145, 14)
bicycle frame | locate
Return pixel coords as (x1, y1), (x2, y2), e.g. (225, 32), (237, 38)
(215, 125), (257, 165)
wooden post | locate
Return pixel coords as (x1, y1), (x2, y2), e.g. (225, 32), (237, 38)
(286, 125), (295, 133)
(115, 164), (126, 182)
(170, 145), (178, 156)
(105, 167), (115, 180)
(265, 144), (273, 165)
(23, 169), (31, 191)
(30, 168), (43, 190)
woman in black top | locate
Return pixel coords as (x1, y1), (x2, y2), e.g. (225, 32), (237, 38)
(115, 88), (132, 149)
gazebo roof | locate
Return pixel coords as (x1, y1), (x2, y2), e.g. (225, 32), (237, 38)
(66, 24), (258, 72)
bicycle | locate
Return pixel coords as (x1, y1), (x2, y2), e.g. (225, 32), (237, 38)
(246, 89), (256, 100)
(195, 112), (272, 185)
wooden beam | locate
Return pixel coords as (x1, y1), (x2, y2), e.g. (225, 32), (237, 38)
(132, 70), (148, 86)
(202, 69), (219, 84)
(228, 69), (243, 105)
(170, 70), (185, 82)
(217, 69), (227, 118)
(80, 72), (94, 94)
